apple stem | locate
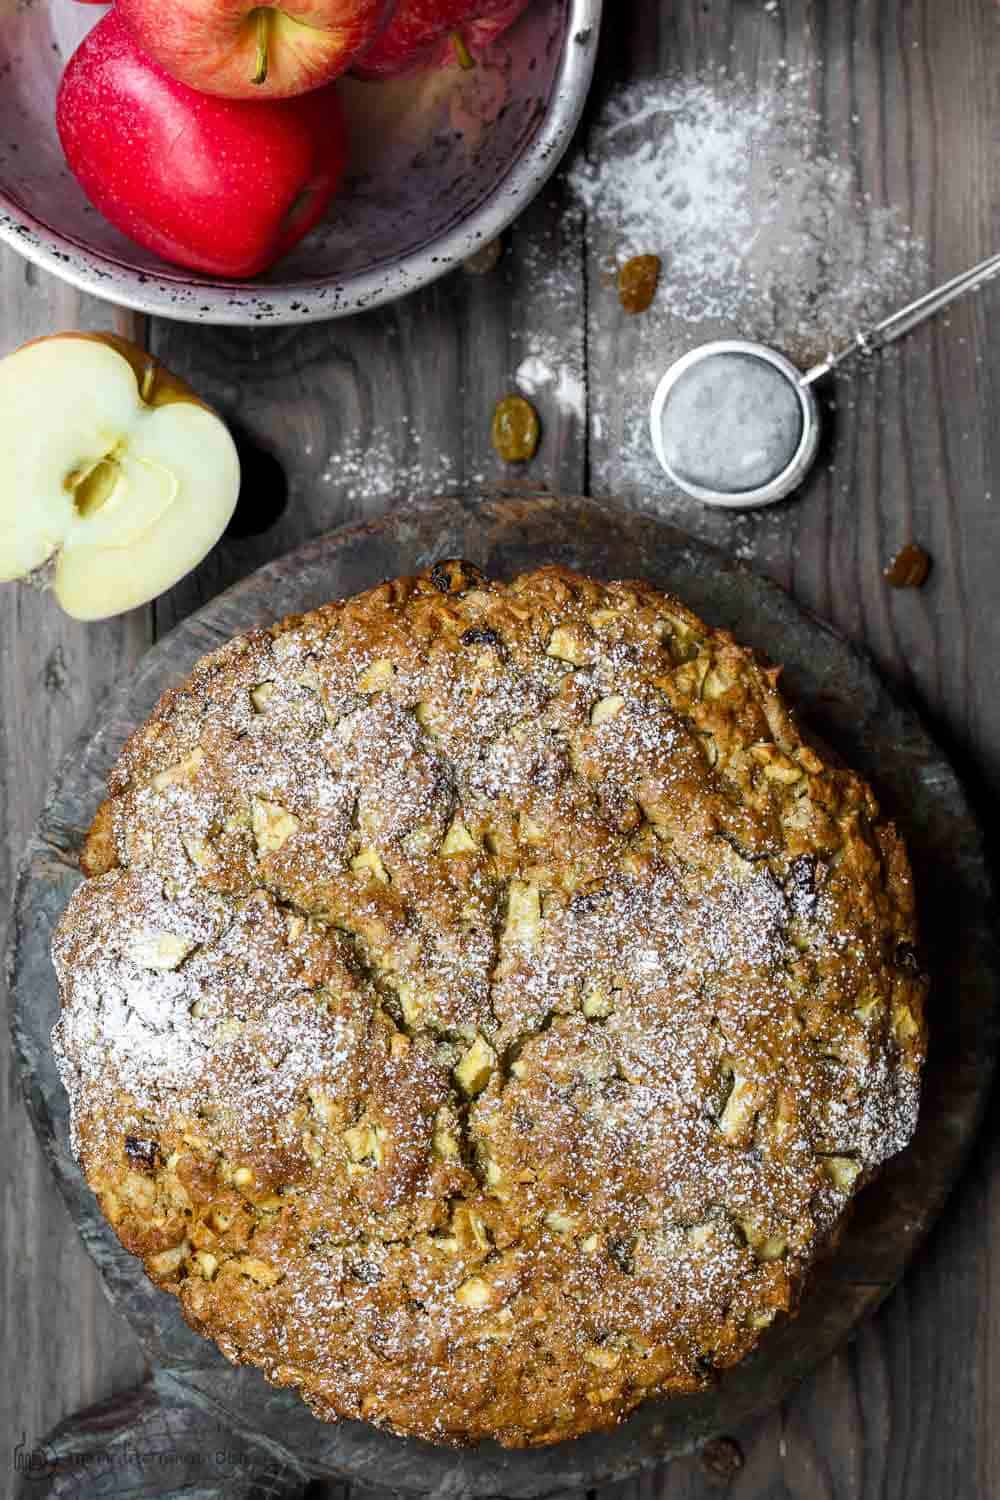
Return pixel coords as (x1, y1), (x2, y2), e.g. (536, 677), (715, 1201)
(140, 360), (157, 404)
(451, 30), (476, 70)
(252, 9), (270, 86)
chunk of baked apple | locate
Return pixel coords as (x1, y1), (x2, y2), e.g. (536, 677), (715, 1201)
(0, 333), (240, 620)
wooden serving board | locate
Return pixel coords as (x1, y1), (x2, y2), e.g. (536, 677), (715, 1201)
(9, 493), (998, 1499)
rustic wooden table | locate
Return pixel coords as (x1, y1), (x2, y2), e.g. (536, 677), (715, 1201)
(2, 3), (998, 1497)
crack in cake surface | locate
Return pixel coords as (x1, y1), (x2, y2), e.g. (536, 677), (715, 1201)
(52, 563), (927, 1448)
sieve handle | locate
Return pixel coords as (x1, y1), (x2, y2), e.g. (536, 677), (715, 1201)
(800, 249), (1000, 386)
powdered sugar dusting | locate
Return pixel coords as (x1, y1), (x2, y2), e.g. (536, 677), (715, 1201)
(50, 568), (926, 1444)
(564, 70), (928, 511)
(52, 876), (363, 1161)
(569, 72), (927, 349)
(318, 419), (487, 505)
(515, 353), (586, 423)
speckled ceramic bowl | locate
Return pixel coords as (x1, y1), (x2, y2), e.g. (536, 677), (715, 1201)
(0, 0), (600, 325)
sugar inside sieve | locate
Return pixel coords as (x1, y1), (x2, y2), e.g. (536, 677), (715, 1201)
(650, 341), (820, 509)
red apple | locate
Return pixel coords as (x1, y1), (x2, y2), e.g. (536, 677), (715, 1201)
(115, 0), (396, 99)
(57, 11), (349, 279)
(353, 0), (531, 79)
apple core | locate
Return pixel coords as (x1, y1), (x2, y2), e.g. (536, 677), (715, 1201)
(67, 453), (123, 519)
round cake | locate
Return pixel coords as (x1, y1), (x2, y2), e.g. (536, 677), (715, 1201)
(52, 562), (927, 1448)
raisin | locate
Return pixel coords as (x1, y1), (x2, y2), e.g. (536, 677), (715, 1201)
(491, 395), (541, 463)
(895, 940), (922, 974)
(884, 543), (931, 589)
(618, 254), (661, 314)
(124, 1134), (161, 1172)
(787, 853), (822, 917)
(460, 626), (505, 653)
(463, 237), (502, 275)
(430, 559), (485, 596)
(699, 1436), (744, 1484)
(569, 890), (602, 915)
(608, 1235), (636, 1273)
(349, 1258), (383, 1285)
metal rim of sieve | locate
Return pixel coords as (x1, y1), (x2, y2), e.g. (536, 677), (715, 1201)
(650, 339), (822, 509)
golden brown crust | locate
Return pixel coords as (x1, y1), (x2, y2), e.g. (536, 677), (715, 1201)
(80, 797), (118, 878)
(52, 563), (927, 1447)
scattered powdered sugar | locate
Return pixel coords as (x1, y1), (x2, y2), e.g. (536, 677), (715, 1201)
(509, 236), (588, 426)
(514, 354), (552, 395)
(318, 419), (487, 505)
(562, 69), (928, 508)
(312, 70), (929, 523)
(291, 69), (929, 531)
(568, 72), (926, 349)
(515, 353), (586, 424)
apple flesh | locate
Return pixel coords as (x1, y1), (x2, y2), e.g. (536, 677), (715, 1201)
(354, 0), (531, 79)
(115, 0), (395, 99)
(57, 10), (350, 278)
(0, 335), (240, 622)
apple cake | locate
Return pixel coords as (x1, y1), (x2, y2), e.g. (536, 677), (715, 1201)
(52, 562), (927, 1447)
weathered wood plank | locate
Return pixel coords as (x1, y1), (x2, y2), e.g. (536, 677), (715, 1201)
(582, 2), (999, 1498)
(0, 250), (151, 1469)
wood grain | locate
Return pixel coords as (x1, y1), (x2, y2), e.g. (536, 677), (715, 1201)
(0, 253), (150, 1475)
(3, 0), (999, 1495)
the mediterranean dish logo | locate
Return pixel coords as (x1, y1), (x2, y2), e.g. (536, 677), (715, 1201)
(11, 1429), (257, 1485)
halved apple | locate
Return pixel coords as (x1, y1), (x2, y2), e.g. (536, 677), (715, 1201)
(0, 333), (240, 621)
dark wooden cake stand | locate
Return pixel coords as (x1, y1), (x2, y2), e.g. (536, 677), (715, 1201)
(10, 494), (998, 1498)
